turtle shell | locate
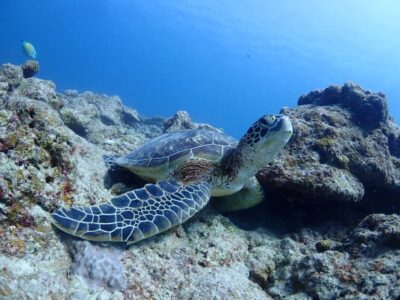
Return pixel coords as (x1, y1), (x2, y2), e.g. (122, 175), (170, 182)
(116, 129), (238, 181)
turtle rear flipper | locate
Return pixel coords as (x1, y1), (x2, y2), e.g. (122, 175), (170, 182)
(51, 180), (211, 244)
(103, 154), (121, 171)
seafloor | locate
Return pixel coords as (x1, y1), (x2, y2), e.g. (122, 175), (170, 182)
(0, 61), (399, 299)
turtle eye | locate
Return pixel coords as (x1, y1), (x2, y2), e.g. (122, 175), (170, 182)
(264, 115), (276, 126)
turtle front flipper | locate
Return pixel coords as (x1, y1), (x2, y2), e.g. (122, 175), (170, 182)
(51, 180), (211, 244)
(102, 154), (121, 171)
(213, 176), (264, 212)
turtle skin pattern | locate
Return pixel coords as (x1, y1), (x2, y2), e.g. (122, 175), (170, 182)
(52, 180), (211, 244)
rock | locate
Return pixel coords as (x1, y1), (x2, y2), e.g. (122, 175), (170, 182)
(1, 62), (400, 299)
(164, 110), (220, 133)
(292, 251), (347, 299)
(288, 213), (400, 299)
(21, 60), (39, 78)
(179, 267), (270, 299)
(386, 118), (400, 158)
(0, 76), (9, 104)
(0, 63), (23, 90)
(164, 110), (194, 132)
(17, 78), (60, 110)
(58, 91), (144, 153)
(298, 82), (388, 129)
(347, 214), (400, 249)
(62, 89), (79, 97)
(258, 83), (400, 209)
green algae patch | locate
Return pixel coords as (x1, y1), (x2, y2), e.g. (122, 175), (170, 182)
(0, 110), (12, 126)
(315, 137), (335, 147)
(316, 239), (332, 252)
(337, 155), (350, 170)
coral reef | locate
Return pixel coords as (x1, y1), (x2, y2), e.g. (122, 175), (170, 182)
(1, 62), (400, 299)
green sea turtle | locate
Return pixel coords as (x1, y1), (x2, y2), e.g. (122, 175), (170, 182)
(51, 114), (293, 244)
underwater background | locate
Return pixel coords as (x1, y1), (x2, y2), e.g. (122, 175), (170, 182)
(1, 0), (400, 137)
(2, 1), (400, 298)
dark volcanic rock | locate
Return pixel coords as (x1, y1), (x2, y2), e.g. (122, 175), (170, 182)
(259, 83), (400, 209)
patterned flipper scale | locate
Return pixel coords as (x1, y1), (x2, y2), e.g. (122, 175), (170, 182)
(51, 180), (211, 244)
(102, 154), (121, 171)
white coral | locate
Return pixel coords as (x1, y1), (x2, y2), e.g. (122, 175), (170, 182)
(68, 240), (127, 291)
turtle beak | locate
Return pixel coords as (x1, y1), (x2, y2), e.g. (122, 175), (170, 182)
(281, 116), (293, 133)
(275, 115), (293, 140)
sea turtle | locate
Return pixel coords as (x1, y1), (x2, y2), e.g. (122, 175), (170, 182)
(51, 114), (293, 244)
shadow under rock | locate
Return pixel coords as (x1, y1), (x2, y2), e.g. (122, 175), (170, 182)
(52, 226), (128, 250)
(217, 194), (368, 237)
(103, 168), (147, 192)
(102, 168), (383, 241)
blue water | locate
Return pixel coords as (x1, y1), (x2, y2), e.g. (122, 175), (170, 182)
(1, 0), (400, 137)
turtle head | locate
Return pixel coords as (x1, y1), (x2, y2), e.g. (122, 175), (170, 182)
(232, 114), (292, 181)
(242, 114), (293, 152)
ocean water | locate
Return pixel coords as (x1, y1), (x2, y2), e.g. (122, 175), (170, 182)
(1, 0), (400, 138)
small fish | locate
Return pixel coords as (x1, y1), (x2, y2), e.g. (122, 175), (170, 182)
(21, 40), (37, 59)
